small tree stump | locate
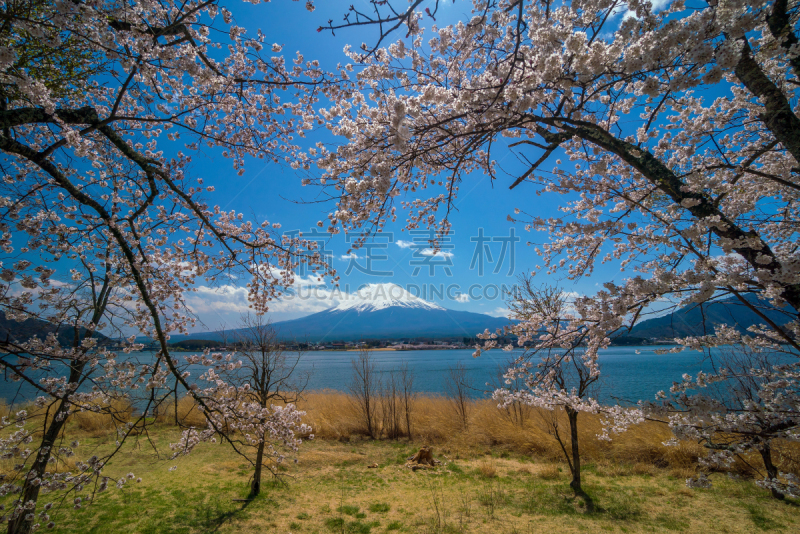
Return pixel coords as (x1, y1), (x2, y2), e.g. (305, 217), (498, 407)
(406, 446), (439, 470)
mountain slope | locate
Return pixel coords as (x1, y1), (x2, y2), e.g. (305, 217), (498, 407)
(180, 283), (510, 343)
(628, 294), (795, 340)
(0, 311), (110, 347)
(271, 305), (510, 342)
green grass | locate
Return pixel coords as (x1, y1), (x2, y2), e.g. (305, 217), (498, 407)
(5, 427), (798, 534)
(746, 503), (785, 530)
(325, 517), (346, 531)
(368, 502), (390, 513)
(337, 505), (360, 516)
(324, 517), (377, 533)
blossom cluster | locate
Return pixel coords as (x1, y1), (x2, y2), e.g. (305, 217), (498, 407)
(310, 0), (800, 495)
(0, 0), (331, 530)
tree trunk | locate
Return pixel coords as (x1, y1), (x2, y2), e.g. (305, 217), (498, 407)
(7, 406), (69, 534)
(365, 395), (374, 439)
(8, 353), (89, 534)
(251, 442), (265, 497)
(566, 408), (582, 495)
(759, 445), (785, 500)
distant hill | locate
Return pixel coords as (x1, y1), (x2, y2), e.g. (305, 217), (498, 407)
(270, 306), (511, 343)
(176, 283), (512, 343)
(0, 311), (110, 348)
(627, 294), (795, 340)
(171, 339), (223, 350)
(161, 289), (798, 346)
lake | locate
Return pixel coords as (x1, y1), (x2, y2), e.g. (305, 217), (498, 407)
(2, 345), (777, 406)
(288, 346), (729, 404)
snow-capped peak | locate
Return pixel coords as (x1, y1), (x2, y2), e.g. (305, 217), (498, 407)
(332, 283), (444, 312)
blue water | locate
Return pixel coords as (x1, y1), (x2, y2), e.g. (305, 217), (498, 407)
(295, 347), (729, 404)
(0, 346), (767, 406)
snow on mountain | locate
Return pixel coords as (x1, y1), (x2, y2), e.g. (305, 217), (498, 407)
(261, 282), (511, 341)
(332, 283), (445, 312)
(177, 282), (511, 342)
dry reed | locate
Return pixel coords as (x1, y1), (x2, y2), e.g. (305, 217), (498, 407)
(298, 392), (800, 478)
(478, 459), (497, 478)
(154, 395), (208, 427)
(71, 397), (134, 436)
(534, 463), (561, 480)
(156, 390), (800, 479)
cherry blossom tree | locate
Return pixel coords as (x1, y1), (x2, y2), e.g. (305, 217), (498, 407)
(310, 0), (800, 496)
(313, 0), (799, 332)
(646, 333), (800, 499)
(487, 280), (610, 497)
(195, 314), (311, 497)
(0, 1), (333, 532)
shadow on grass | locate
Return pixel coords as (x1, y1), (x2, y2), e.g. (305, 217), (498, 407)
(746, 503), (785, 531)
(518, 482), (642, 522)
(573, 489), (594, 514)
(193, 503), (242, 533)
(141, 491), (270, 534)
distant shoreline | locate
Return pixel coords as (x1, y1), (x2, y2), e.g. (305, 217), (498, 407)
(346, 347), (400, 351)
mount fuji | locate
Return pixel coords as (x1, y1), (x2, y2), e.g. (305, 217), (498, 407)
(268, 283), (511, 342)
(177, 283), (512, 343)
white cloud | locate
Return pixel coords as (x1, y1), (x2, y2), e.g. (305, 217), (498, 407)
(454, 293), (469, 303)
(712, 252), (746, 266)
(487, 306), (510, 318)
(185, 285), (251, 314)
(340, 253), (361, 260)
(186, 270), (339, 319)
(419, 248), (454, 258)
(619, 0), (672, 20)
(395, 240), (453, 258)
(560, 291), (582, 315)
(185, 279), (345, 329)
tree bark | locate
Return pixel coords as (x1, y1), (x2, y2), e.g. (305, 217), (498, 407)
(7, 400), (72, 534)
(733, 39), (800, 165)
(766, 0), (800, 80)
(759, 445), (785, 500)
(555, 118), (800, 313)
(251, 442), (265, 497)
(566, 407), (582, 495)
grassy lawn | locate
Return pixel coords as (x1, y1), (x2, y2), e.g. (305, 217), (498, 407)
(31, 429), (798, 534)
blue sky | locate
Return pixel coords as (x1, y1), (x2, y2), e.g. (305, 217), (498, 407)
(181, 1), (658, 332)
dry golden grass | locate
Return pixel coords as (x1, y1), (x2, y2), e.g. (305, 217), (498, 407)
(1, 396), (133, 443)
(3, 390), (799, 534)
(71, 397), (134, 436)
(8, 389), (799, 482)
(6, 399), (68, 440)
(39, 435), (800, 534)
(154, 394), (208, 427)
(534, 463), (562, 480)
(478, 458), (497, 478)
(296, 392), (770, 475)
